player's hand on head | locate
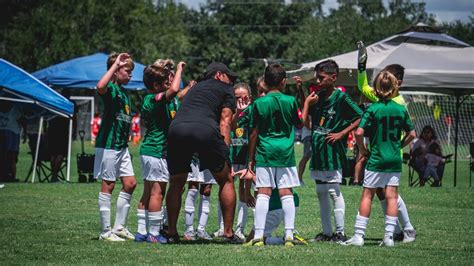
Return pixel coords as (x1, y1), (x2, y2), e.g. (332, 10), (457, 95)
(237, 95), (250, 111)
(177, 61), (186, 71)
(116, 53), (130, 67)
(357, 41), (367, 71)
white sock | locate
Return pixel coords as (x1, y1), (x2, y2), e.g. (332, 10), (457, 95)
(281, 195), (295, 240)
(316, 184), (332, 236)
(254, 194), (270, 239)
(137, 208), (147, 235)
(148, 211), (163, 236)
(382, 198), (402, 233)
(398, 195), (414, 231)
(114, 191), (132, 230)
(98, 192), (112, 232)
(265, 236), (284, 245)
(217, 202), (224, 231)
(236, 201), (248, 235)
(354, 214), (369, 237)
(162, 206), (168, 227)
(184, 188), (198, 232)
(328, 184), (345, 234)
(197, 195), (210, 232)
(385, 215), (398, 238)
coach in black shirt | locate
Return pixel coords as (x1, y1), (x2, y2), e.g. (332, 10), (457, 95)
(165, 62), (239, 243)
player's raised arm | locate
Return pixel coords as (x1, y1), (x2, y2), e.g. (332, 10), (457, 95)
(165, 61), (186, 101)
(302, 91), (318, 129)
(356, 41), (378, 103)
(96, 53), (130, 95)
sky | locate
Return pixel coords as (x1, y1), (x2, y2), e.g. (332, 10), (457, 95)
(177, 0), (473, 23)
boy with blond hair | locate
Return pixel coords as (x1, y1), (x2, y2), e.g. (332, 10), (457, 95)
(94, 52), (137, 241)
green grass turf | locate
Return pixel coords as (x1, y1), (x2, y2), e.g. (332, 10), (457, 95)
(0, 142), (473, 264)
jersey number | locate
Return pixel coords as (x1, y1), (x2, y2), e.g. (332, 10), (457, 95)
(380, 116), (402, 142)
(273, 110), (282, 133)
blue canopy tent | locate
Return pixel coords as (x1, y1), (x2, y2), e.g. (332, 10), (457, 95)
(0, 59), (75, 182)
(32, 53), (146, 90)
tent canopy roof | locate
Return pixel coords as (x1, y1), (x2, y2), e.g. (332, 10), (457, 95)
(287, 24), (474, 96)
(0, 59), (74, 117)
(32, 53), (146, 90)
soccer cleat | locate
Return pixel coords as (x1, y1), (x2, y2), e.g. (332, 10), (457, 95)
(234, 231), (246, 241)
(403, 229), (416, 243)
(113, 228), (134, 240)
(196, 230), (213, 241)
(146, 234), (168, 244)
(341, 235), (364, 246)
(243, 237), (264, 247)
(134, 232), (148, 242)
(223, 234), (244, 244)
(293, 231), (308, 245)
(379, 235), (395, 247)
(99, 231), (125, 242)
(284, 237), (295, 247)
(166, 234), (181, 244)
(331, 232), (348, 243)
(393, 231), (404, 242)
(212, 229), (225, 238)
(312, 232), (332, 242)
(183, 230), (196, 241)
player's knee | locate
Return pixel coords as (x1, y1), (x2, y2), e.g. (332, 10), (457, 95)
(184, 205), (195, 213)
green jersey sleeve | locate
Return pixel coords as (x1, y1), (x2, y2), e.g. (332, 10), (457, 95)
(357, 70), (378, 103)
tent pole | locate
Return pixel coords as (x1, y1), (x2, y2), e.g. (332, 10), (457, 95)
(454, 95), (460, 187)
(66, 119), (73, 182)
(32, 116), (44, 183)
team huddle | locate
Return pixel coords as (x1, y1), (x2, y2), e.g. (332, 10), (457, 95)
(93, 41), (417, 247)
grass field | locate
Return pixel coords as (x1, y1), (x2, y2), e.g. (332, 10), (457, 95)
(0, 142), (473, 264)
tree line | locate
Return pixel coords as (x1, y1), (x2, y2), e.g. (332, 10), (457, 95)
(1, 0), (473, 88)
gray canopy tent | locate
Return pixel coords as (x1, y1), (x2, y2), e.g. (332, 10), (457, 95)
(287, 25), (474, 186)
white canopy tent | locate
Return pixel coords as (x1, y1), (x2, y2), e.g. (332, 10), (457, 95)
(287, 42), (474, 95)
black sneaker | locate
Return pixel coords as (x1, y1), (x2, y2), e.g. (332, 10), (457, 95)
(223, 234), (244, 244)
(331, 232), (348, 243)
(166, 234), (180, 244)
(393, 231), (404, 242)
(312, 232), (332, 242)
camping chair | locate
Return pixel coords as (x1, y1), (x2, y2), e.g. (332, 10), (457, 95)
(403, 153), (426, 187)
(24, 135), (66, 183)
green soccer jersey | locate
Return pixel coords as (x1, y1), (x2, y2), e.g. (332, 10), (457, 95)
(252, 92), (303, 167)
(309, 89), (363, 171)
(269, 188), (300, 211)
(140, 94), (180, 158)
(230, 104), (252, 165)
(95, 82), (132, 150)
(359, 100), (414, 172)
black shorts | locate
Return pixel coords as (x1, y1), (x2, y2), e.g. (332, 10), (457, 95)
(167, 122), (230, 175)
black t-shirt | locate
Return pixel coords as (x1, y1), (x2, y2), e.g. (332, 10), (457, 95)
(173, 78), (236, 130)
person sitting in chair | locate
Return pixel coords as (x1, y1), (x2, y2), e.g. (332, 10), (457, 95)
(411, 125), (446, 186)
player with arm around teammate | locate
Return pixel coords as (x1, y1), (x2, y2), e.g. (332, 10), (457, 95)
(134, 60), (186, 243)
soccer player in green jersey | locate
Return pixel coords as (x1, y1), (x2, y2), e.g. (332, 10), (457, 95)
(134, 59), (186, 244)
(301, 59), (363, 243)
(95, 53), (137, 241)
(355, 41), (417, 243)
(344, 71), (416, 247)
(245, 64), (303, 247)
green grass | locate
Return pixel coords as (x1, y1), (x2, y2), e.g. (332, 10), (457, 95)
(0, 142), (473, 264)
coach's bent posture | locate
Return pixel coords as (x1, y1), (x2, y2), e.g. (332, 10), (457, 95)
(165, 62), (239, 243)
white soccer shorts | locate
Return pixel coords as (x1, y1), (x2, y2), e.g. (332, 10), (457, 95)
(311, 170), (343, 183)
(363, 170), (400, 188)
(255, 167), (300, 189)
(93, 148), (135, 181)
(140, 155), (169, 182)
(187, 162), (203, 182)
